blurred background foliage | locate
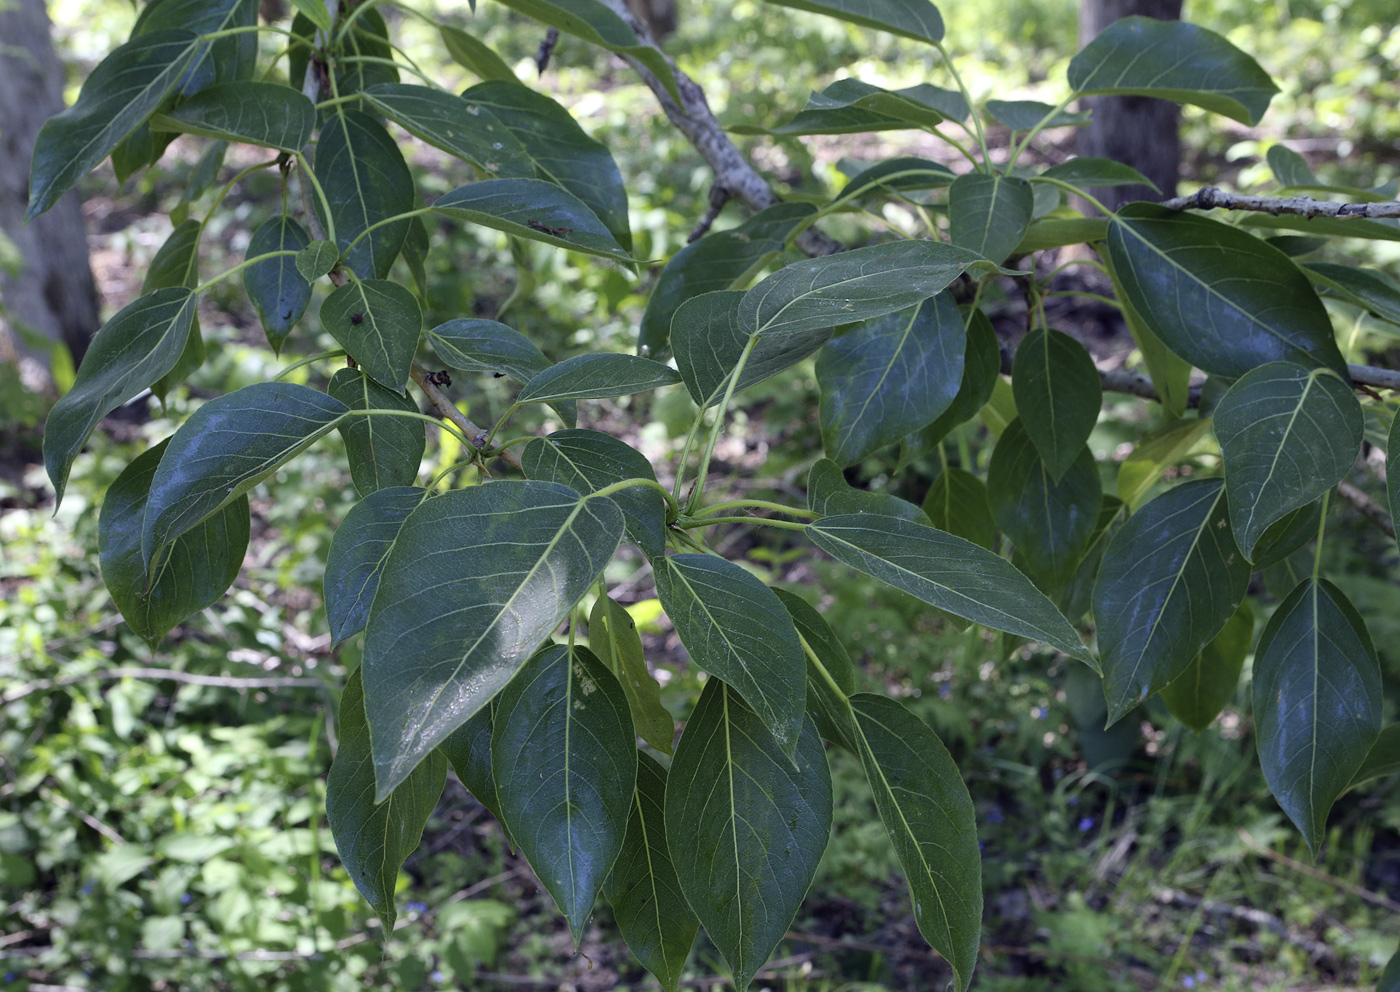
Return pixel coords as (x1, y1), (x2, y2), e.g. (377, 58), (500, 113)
(2, 0), (1399, 988)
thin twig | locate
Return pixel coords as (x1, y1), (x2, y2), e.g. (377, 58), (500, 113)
(1162, 186), (1400, 219)
(688, 180), (731, 242)
(409, 363), (522, 470)
(38, 786), (126, 846)
(1236, 828), (1400, 913)
(1336, 479), (1395, 539)
(4, 668), (328, 703)
(1154, 887), (1336, 964)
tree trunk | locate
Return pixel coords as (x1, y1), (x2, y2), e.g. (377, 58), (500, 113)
(0, 0), (101, 385)
(1077, 0), (1182, 211)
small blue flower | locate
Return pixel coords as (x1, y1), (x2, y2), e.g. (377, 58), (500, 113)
(407, 901), (428, 914)
(1181, 976), (1195, 988)
(5, 973), (16, 983)
(978, 841), (985, 851)
(1031, 706), (1046, 719)
(1067, 795), (1079, 807)
(938, 684), (951, 698)
(431, 971), (446, 983)
(1078, 817), (1095, 832)
(985, 807), (1004, 824)
(181, 893), (192, 905)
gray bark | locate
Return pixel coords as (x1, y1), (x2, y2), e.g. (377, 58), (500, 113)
(1077, 0), (1182, 212)
(0, 0), (100, 382)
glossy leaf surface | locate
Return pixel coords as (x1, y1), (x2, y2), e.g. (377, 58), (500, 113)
(1040, 157), (1157, 191)
(835, 156), (959, 202)
(1306, 262), (1400, 328)
(518, 354), (681, 404)
(243, 215), (311, 354)
(362, 83), (533, 177)
(922, 467), (996, 549)
(438, 704), (507, 826)
(319, 279), (422, 393)
(909, 307), (1000, 453)
(808, 458), (929, 524)
(314, 110), (414, 280)
(1349, 725), (1400, 793)
(738, 80), (957, 135)
(774, 588), (858, 751)
(440, 24), (516, 81)
(760, 0), (943, 44)
(431, 178), (632, 263)
(1160, 600), (1253, 731)
(427, 318), (551, 383)
(296, 240), (339, 282)
(947, 174), (1034, 265)
(328, 368), (426, 496)
(152, 81), (314, 151)
(1011, 328), (1102, 481)
(591, 595), (674, 754)
(323, 486), (424, 646)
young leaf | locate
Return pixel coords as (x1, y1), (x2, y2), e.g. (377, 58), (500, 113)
(653, 554), (807, 754)
(835, 157), (959, 203)
(986, 419), (1102, 592)
(983, 100), (1090, 131)
(665, 680), (832, 991)
(1116, 417), (1212, 510)
(774, 588), (859, 752)
(1253, 578), (1382, 855)
(151, 81), (315, 152)
(817, 294), (965, 467)
(26, 30), (200, 221)
(1058, 495), (1126, 624)
(143, 220), (202, 292)
(98, 439), (249, 650)
(318, 279), (423, 394)
(44, 287), (199, 507)
(362, 83), (534, 178)
(296, 240), (340, 283)
(313, 110), (414, 280)
(328, 368), (426, 496)
(431, 178), (632, 264)
(735, 80), (957, 135)
(850, 694), (981, 992)
(1107, 205), (1347, 380)
(1093, 479), (1251, 724)
(1011, 328), (1102, 482)
(741, 240), (985, 339)
(1039, 158), (1158, 191)
(590, 595), (674, 754)
(323, 486), (425, 646)
(760, 0), (943, 45)
(806, 514), (1094, 664)
(1100, 251), (1192, 417)
(493, 643), (638, 942)
(141, 383), (348, 567)
(1160, 600), (1253, 732)
(362, 481), (625, 799)
(1249, 502), (1322, 570)
(523, 430), (668, 559)
(243, 215), (312, 354)
(517, 355), (681, 404)
(1214, 362), (1362, 561)
(1305, 262), (1400, 328)
(922, 467), (996, 550)
(1067, 16), (1278, 124)
(440, 24), (517, 82)
(606, 752), (699, 992)
(438, 704), (508, 826)
(807, 458), (929, 524)
(947, 174), (1034, 265)
(1267, 144), (1317, 187)
(326, 668), (447, 934)
(1348, 725), (1400, 793)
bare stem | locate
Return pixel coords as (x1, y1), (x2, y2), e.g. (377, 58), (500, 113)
(1162, 186), (1400, 219)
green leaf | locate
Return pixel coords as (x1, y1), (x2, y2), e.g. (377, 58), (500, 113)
(431, 178), (633, 264)
(984, 100), (1089, 131)
(143, 220), (202, 292)
(362, 480), (624, 798)
(740, 240), (985, 339)
(591, 596), (674, 754)
(323, 486), (425, 647)
(1214, 362), (1362, 560)
(438, 704), (508, 825)
(334, 8), (399, 93)
(1249, 502), (1321, 569)
(1067, 16), (1278, 125)
(774, 588), (858, 752)
(289, 0), (333, 31)
(1348, 725), (1400, 793)
(654, 554), (807, 753)
(922, 467), (996, 550)
(817, 294), (965, 467)
(639, 203), (816, 358)
(313, 109), (414, 280)
(807, 514), (1094, 664)
(835, 157), (959, 203)
(760, 0), (943, 45)
(328, 368), (426, 496)
(1101, 250), (1192, 417)
(987, 419), (1102, 592)
(1093, 479), (1251, 724)
(1058, 495), (1126, 624)
(665, 680), (832, 991)
(1267, 145), (1316, 187)
(1380, 946), (1400, 992)
(1160, 600), (1252, 732)
(440, 24), (517, 82)
(849, 694), (981, 991)
(605, 752), (699, 992)
(946, 174), (1034, 265)
(1013, 216), (1110, 254)
(1390, 414), (1400, 551)
(362, 83), (534, 178)
(1010, 328), (1102, 481)
(1239, 213), (1400, 243)
(1116, 417), (1212, 510)
(296, 240), (340, 282)
(522, 430), (668, 559)
(151, 81), (315, 152)
(1305, 262), (1400, 329)
(326, 668), (446, 934)
(493, 643), (637, 941)
(906, 307), (1001, 459)
(807, 458), (928, 524)
(464, 81), (632, 253)
(26, 30), (201, 221)
(244, 215), (312, 354)
(98, 439), (249, 650)
(318, 279), (423, 394)
(44, 287), (199, 506)
(141, 382), (347, 567)
(517, 354), (680, 404)
(1038, 159), (1155, 194)
(150, 321), (205, 407)
(1253, 578), (1382, 855)
(735, 80), (957, 135)
(427, 317), (551, 383)
(1107, 204), (1346, 380)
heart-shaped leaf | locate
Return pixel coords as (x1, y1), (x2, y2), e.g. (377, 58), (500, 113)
(1160, 600), (1253, 732)
(296, 240), (340, 282)
(493, 643), (637, 941)
(432, 178), (632, 264)
(518, 354), (680, 404)
(654, 554), (807, 754)
(362, 480), (624, 798)
(1068, 16), (1278, 124)
(665, 680), (832, 991)
(850, 694), (982, 992)
(947, 174), (1034, 265)
(328, 368), (426, 496)
(323, 486), (425, 646)
(313, 109), (414, 280)
(817, 294), (965, 467)
(1214, 362), (1362, 560)
(1094, 479), (1251, 723)
(1107, 204), (1346, 380)
(759, 0), (943, 45)
(151, 81), (315, 152)
(244, 215), (312, 354)
(326, 668), (446, 934)
(1011, 328), (1102, 481)
(362, 83), (534, 178)
(922, 467), (996, 549)
(591, 595), (674, 754)
(1254, 578), (1382, 855)
(98, 439), (249, 650)
(45, 287), (199, 506)
(807, 514), (1094, 664)
(774, 588), (858, 752)
(808, 458), (928, 524)
(319, 279), (423, 394)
